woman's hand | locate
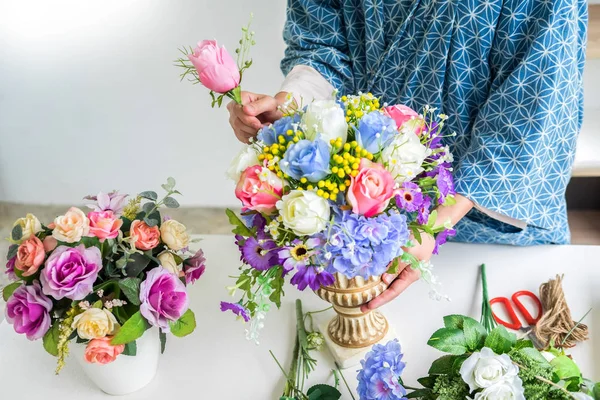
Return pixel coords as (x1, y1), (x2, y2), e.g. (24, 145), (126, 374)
(360, 233), (436, 313)
(227, 91), (287, 143)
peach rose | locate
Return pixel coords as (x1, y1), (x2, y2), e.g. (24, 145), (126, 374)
(347, 159), (396, 217)
(84, 336), (125, 365)
(130, 220), (160, 250)
(52, 207), (90, 243)
(234, 165), (283, 214)
(88, 211), (123, 241)
(15, 236), (45, 276)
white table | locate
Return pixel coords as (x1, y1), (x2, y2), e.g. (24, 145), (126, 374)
(1, 235), (598, 399)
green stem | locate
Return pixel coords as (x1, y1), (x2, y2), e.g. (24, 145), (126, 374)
(335, 362), (357, 400)
(480, 264), (497, 333)
(284, 334), (300, 396)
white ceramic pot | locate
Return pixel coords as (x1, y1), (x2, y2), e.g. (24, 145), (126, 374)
(71, 327), (160, 396)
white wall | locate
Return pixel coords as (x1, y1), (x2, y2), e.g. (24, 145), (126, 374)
(0, 0), (287, 207)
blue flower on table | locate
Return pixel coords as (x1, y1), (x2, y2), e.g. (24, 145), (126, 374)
(280, 138), (331, 182)
(356, 112), (398, 154)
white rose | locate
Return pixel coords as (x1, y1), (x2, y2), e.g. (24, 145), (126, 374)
(301, 100), (348, 145)
(460, 347), (519, 391)
(227, 146), (260, 182)
(276, 190), (330, 236)
(11, 213), (43, 243)
(473, 377), (525, 400)
(160, 219), (190, 251)
(380, 131), (428, 183)
(52, 207), (90, 243)
(72, 308), (119, 340)
(158, 251), (180, 275)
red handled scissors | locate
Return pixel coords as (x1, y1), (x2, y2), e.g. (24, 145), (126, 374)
(490, 291), (543, 330)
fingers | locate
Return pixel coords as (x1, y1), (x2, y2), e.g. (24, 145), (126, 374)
(243, 95), (278, 117)
(228, 99), (263, 144)
(360, 266), (421, 312)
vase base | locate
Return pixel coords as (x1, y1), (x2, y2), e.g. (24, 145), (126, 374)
(315, 310), (398, 369)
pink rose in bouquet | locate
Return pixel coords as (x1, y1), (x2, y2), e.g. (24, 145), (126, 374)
(347, 159), (395, 217)
(88, 210), (123, 241)
(84, 337), (125, 365)
(188, 40), (240, 94)
(15, 236), (45, 276)
(5, 282), (53, 340)
(384, 104), (418, 127)
(235, 165), (283, 214)
(130, 220), (161, 250)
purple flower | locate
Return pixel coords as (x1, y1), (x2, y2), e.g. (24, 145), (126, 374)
(357, 339), (407, 400)
(140, 267), (189, 332)
(241, 236), (279, 271)
(84, 191), (128, 215)
(424, 122), (442, 149)
(290, 264), (335, 291)
(5, 281), (53, 340)
(40, 245), (102, 300)
(436, 167), (456, 205)
(183, 248), (206, 284)
(395, 182), (424, 212)
(416, 196), (432, 225)
(5, 256), (17, 281)
(278, 238), (320, 274)
(433, 228), (456, 255)
(220, 301), (250, 322)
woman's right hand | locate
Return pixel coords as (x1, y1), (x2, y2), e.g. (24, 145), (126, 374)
(227, 91), (284, 143)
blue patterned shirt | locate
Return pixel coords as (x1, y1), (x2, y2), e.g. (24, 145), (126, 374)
(281, 0), (588, 245)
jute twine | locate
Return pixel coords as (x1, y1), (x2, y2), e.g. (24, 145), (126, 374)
(531, 275), (588, 349)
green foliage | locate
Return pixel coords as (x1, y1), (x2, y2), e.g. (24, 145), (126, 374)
(118, 277), (141, 306)
(269, 267), (285, 308)
(428, 355), (457, 375)
(80, 236), (101, 248)
(432, 375), (470, 399)
(125, 253), (151, 278)
(386, 257), (401, 274)
(225, 209), (254, 237)
(139, 191), (158, 201)
(306, 384), (341, 400)
(122, 341), (137, 356)
(43, 322), (60, 356)
(169, 309), (196, 337)
(160, 331), (167, 354)
(427, 328), (468, 355)
(443, 315), (487, 352)
(2, 282), (21, 301)
(164, 197), (180, 208)
(111, 311), (150, 345)
(7, 244), (18, 260)
(11, 224), (23, 241)
(483, 326), (516, 354)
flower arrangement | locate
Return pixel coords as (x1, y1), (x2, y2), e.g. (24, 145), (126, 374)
(2, 178), (205, 373)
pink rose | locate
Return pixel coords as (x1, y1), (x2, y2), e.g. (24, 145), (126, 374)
(347, 159), (396, 217)
(235, 165), (283, 214)
(188, 40), (240, 93)
(84, 336), (125, 365)
(130, 220), (160, 251)
(384, 105), (422, 133)
(15, 236), (45, 276)
(88, 211), (123, 241)
(43, 236), (58, 252)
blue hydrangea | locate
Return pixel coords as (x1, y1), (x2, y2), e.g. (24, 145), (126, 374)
(357, 339), (407, 400)
(356, 112), (397, 154)
(280, 138), (331, 182)
(316, 208), (409, 279)
(257, 114), (301, 145)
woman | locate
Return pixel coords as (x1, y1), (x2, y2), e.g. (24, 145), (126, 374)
(227, 0), (588, 310)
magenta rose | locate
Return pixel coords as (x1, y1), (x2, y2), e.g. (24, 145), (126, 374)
(40, 245), (102, 300)
(183, 248), (206, 285)
(5, 281), (53, 340)
(139, 267), (189, 332)
(187, 40), (240, 93)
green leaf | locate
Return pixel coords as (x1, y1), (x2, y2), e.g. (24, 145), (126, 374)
(427, 328), (468, 355)
(80, 236), (100, 248)
(518, 347), (550, 365)
(125, 253), (151, 277)
(164, 197), (180, 208)
(443, 315), (466, 329)
(306, 384), (341, 400)
(387, 257), (400, 274)
(43, 322), (60, 356)
(412, 227), (422, 245)
(167, 177), (176, 190)
(118, 277), (141, 306)
(428, 355), (457, 375)
(593, 382), (600, 400)
(513, 339), (534, 351)
(7, 244), (18, 260)
(92, 300), (102, 309)
(417, 376), (437, 389)
(269, 269), (285, 308)
(169, 309), (196, 338)
(144, 217), (159, 227)
(142, 202), (155, 214)
(120, 217), (132, 233)
(11, 224), (23, 241)
(463, 317), (487, 351)
(2, 282), (22, 301)
(484, 326), (516, 354)
(160, 331), (167, 354)
(111, 311), (150, 345)
(225, 209), (254, 237)
(551, 355), (581, 380)
(139, 191), (158, 201)
(122, 341), (137, 356)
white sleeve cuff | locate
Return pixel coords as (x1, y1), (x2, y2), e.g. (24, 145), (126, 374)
(280, 65), (336, 106)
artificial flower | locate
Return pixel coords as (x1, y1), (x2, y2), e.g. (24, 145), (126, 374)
(276, 190), (330, 236)
(357, 339), (407, 400)
(301, 99), (348, 144)
(160, 219), (190, 251)
(88, 210), (123, 241)
(395, 182), (424, 213)
(417, 196), (432, 225)
(347, 159), (395, 217)
(257, 114), (301, 145)
(5, 256), (17, 281)
(278, 238), (320, 273)
(139, 267), (189, 332)
(290, 264), (334, 291)
(52, 207), (90, 243)
(183, 248), (206, 284)
(11, 213), (42, 243)
(235, 165), (283, 214)
(5, 281), (53, 340)
(187, 40), (240, 93)
(356, 111), (397, 154)
(460, 347), (519, 391)
(380, 131), (428, 183)
(43, 236), (58, 252)
(473, 377), (526, 400)
(383, 104), (419, 128)
(158, 251), (180, 275)
(84, 336), (125, 365)
(240, 236), (279, 271)
(15, 236), (45, 276)
(40, 245), (102, 300)
(84, 191), (128, 215)
(436, 167), (456, 204)
(280, 138), (331, 182)
(220, 302), (250, 322)
(227, 145), (261, 182)
(72, 308), (119, 340)
(433, 228), (456, 255)
(130, 220), (161, 250)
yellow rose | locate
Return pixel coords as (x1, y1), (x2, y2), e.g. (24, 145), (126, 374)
(52, 207), (90, 243)
(11, 213), (42, 243)
(157, 251), (180, 275)
(72, 308), (119, 340)
(160, 220), (190, 251)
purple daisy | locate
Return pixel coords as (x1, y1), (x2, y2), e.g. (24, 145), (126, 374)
(433, 228), (456, 255)
(290, 264), (335, 291)
(278, 238), (321, 274)
(241, 236), (279, 271)
(395, 182), (424, 212)
(417, 196), (432, 225)
(220, 302), (250, 322)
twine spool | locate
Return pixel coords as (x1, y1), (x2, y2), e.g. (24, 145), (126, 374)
(531, 275), (588, 349)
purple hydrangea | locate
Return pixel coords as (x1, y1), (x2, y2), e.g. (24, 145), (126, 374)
(220, 302), (250, 322)
(357, 339), (407, 400)
(395, 182), (424, 212)
(433, 228), (456, 255)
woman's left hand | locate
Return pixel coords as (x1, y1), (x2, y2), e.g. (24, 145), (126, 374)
(360, 233), (436, 313)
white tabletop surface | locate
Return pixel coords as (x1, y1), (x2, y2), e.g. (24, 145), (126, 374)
(1, 235), (599, 399)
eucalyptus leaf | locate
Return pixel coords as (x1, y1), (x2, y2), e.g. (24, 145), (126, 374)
(2, 282), (22, 301)
(167, 177), (176, 189)
(427, 328), (468, 355)
(7, 244), (18, 260)
(118, 277), (141, 306)
(43, 322), (60, 356)
(111, 311), (150, 345)
(169, 309), (196, 337)
(143, 217), (159, 227)
(11, 224), (23, 241)
(142, 202), (155, 214)
(139, 191), (158, 201)
(484, 326), (516, 354)
(164, 197), (180, 208)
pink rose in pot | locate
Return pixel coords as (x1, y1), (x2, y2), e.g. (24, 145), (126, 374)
(235, 165), (283, 214)
(188, 40), (240, 93)
(347, 159), (396, 217)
